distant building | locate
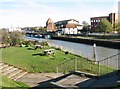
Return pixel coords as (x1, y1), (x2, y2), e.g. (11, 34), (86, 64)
(9, 27), (22, 32)
(108, 13), (118, 26)
(55, 19), (83, 35)
(91, 16), (108, 32)
(46, 18), (56, 32)
(90, 13), (118, 32)
(22, 27), (35, 34)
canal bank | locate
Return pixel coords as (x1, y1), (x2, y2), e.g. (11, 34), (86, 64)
(52, 36), (120, 49)
(26, 36), (119, 68)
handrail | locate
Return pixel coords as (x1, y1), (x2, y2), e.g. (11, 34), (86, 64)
(99, 53), (120, 62)
(56, 58), (76, 75)
(56, 53), (120, 76)
(58, 58), (74, 66)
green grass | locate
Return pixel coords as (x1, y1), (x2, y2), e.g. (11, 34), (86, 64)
(2, 46), (115, 75)
(2, 46), (75, 73)
(0, 74), (28, 88)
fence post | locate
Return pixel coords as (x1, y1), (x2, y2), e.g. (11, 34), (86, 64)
(93, 43), (97, 63)
(56, 67), (58, 77)
(74, 58), (77, 71)
(98, 61), (100, 76)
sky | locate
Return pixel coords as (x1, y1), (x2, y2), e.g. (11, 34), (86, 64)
(0, 0), (120, 28)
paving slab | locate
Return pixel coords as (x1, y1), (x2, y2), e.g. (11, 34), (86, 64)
(17, 73), (63, 87)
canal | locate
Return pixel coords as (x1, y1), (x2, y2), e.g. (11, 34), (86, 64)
(26, 37), (120, 68)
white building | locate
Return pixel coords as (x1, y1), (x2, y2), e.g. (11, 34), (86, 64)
(55, 19), (83, 35)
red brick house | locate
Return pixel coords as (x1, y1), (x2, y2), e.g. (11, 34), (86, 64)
(46, 18), (56, 32)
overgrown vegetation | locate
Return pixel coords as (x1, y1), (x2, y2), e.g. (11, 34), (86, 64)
(0, 29), (25, 46)
(113, 22), (120, 32)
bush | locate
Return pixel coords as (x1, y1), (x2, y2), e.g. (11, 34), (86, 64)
(40, 41), (48, 46)
(1, 30), (25, 46)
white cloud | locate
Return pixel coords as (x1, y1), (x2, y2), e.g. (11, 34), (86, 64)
(0, 0), (116, 3)
(0, 0), (119, 28)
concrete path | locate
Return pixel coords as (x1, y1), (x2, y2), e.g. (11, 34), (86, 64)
(17, 73), (63, 87)
(0, 62), (28, 81)
(0, 62), (63, 87)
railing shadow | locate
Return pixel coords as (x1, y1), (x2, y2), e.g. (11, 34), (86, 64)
(29, 70), (120, 88)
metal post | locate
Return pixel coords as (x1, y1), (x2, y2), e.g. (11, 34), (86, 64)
(56, 67), (58, 77)
(74, 58), (77, 71)
(107, 58), (109, 73)
(98, 61), (100, 76)
(93, 43), (97, 63)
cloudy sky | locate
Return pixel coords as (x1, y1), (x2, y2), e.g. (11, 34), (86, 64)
(0, 0), (119, 28)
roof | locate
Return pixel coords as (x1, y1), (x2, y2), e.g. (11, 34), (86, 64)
(90, 16), (109, 20)
(46, 18), (54, 24)
(55, 19), (79, 25)
(65, 23), (81, 28)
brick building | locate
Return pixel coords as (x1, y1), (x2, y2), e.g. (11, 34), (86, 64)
(90, 13), (118, 32)
(46, 18), (56, 32)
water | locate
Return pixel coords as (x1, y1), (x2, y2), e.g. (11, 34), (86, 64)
(26, 37), (119, 68)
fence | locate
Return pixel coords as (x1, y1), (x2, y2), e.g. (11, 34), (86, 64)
(48, 43), (120, 76)
(56, 53), (120, 76)
(98, 53), (120, 76)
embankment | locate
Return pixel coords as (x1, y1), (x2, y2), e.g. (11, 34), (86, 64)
(52, 36), (120, 49)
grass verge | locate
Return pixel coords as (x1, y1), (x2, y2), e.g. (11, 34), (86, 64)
(0, 74), (29, 89)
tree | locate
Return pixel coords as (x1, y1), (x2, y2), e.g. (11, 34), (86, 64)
(1, 29), (9, 44)
(97, 19), (113, 33)
(113, 22), (120, 32)
(9, 31), (24, 46)
(1, 29), (25, 46)
(38, 27), (47, 34)
(82, 21), (90, 32)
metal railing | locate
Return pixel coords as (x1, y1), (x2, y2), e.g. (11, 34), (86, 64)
(56, 53), (120, 76)
(56, 58), (75, 76)
(97, 52), (120, 76)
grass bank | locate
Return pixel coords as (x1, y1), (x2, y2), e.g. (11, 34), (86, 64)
(2, 46), (75, 73)
(2, 46), (115, 75)
(0, 74), (28, 88)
